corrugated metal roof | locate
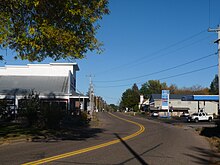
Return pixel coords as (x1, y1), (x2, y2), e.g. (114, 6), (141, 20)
(0, 76), (69, 95)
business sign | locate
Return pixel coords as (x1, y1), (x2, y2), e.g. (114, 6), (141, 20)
(162, 90), (169, 110)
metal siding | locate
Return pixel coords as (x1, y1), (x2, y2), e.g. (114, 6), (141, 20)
(0, 76), (69, 95)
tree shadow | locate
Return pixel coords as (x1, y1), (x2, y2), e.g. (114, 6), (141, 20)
(114, 133), (163, 165)
(49, 134), (164, 165)
(183, 146), (220, 164)
(0, 120), (105, 143)
(31, 127), (105, 142)
(200, 126), (220, 138)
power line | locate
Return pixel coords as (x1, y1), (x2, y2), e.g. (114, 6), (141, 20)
(158, 64), (217, 81)
(95, 64), (217, 88)
(126, 35), (212, 70)
(95, 29), (207, 76)
(94, 52), (217, 83)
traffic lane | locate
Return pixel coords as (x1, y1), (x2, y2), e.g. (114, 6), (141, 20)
(0, 112), (139, 165)
(124, 114), (220, 165)
(117, 114), (219, 165)
(46, 112), (219, 165)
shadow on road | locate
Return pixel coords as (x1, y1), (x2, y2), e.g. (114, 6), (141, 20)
(114, 133), (151, 165)
(184, 146), (220, 164)
(31, 127), (105, 142)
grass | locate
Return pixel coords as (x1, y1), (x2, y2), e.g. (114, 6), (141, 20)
(0, 115), (92, 144)
(0, 122), (42, 143)
(209, 137), (220, 152)
(89, 112), (100, 128)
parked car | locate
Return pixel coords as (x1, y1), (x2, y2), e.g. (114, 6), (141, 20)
(187, 112), (213, 123)
(180, 112), (190, 117)
(151, 112), (159, 117)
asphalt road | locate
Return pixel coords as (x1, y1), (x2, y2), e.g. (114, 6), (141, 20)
(0, 112), (219, 165)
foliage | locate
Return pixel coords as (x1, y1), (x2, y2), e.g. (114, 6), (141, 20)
(0, 100), (9, 120)
(0, 0), (109, 61)
(19, 91), (65, 129)
(108, 104), (118, 112)
(120, 84), (140, 110)
(20, 91), (41, 127)
(139, 80), (167, 98)
(172, 85), (209, 95)
(168, 84), (178, 94)
(209, 74), (219, 95)
(41, 103), (65, 129)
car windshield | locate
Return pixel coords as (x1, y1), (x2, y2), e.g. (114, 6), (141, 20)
(192, 113), (198, 116)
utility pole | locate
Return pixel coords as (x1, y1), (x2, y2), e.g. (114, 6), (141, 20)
(87, 75), (94, 113)
(208, 25), (220, 113)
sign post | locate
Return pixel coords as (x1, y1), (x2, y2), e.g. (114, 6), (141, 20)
(162, 90), (170, 117)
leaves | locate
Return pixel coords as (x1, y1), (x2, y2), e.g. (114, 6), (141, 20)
(120, 84), (140, 110)
(209, 74), (219, 95)
(0, 0), (109, 61)
(139, 80), (167, 98)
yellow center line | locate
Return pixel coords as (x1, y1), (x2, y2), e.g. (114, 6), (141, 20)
(22, 112), (145, 165)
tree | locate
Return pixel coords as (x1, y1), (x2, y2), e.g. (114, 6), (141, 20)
(109, 104), (118, 112)
(0, 0), (109, 61)
(132, 83), (139, 93)
(168, 84), (178, 94)
(209, 74), (219, 95)
(120, 84), (140, 111)
(139, 80), (167, 98)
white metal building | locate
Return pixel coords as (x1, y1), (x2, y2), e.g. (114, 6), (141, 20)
(0, 63), (88, 111)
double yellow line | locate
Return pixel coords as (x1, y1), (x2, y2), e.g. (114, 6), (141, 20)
(22, 113), (145, 165)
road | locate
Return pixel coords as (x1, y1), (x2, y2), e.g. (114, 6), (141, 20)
(0, 112), (219, 165)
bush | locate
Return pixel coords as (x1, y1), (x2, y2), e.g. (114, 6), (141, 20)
(41, 103), (65, 129)
(20, 91), (40, 127)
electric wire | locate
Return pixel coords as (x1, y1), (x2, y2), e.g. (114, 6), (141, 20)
(95, 29), (207, 76)
(95, 64), (217, 88)
(94, 52), (217, 83)
(126, 35), (212, 70)
(158, 64), (217, 81)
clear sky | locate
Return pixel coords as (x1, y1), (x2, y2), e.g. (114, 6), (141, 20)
(1, 0), (220, 105)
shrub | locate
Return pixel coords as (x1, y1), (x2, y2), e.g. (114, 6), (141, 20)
(20, 91), (40, 127)
(41, 103), (65, 129)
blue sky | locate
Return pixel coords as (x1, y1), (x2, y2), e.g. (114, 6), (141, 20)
(1, 0), (220, 105)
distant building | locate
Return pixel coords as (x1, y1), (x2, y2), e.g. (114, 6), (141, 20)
(149, 94), (218, 116)
(0, 63), (88, 112)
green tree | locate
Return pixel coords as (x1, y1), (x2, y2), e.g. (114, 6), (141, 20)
(0, 0), (109, 61)
(139, 80), (167, 98)
(120, 84), (140, 111)
(109, 104), (118, 112)
(209, 74), (219, 95)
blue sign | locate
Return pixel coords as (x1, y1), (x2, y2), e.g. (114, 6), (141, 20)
(162, 90), (169, 110)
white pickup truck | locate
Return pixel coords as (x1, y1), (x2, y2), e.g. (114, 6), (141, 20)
(187, 112), (213, 123)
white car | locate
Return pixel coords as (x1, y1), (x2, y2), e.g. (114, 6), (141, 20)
(181, 112), (190, 117)
(151, 112), (159, 117)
